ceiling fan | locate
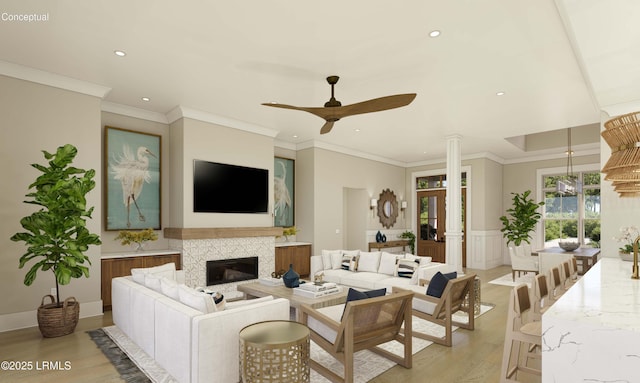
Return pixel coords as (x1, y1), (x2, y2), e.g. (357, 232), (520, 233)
(262, 76), (416, 134)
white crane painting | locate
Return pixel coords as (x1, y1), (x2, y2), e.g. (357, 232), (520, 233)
(106, 127), (160, 230)
(274, 158), (294, 226)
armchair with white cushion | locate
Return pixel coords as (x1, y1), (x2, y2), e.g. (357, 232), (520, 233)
(509, 246), (539, 281)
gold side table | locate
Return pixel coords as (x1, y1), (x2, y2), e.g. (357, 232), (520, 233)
(462, 276), (481, 315)
(239, 320), (310, 383)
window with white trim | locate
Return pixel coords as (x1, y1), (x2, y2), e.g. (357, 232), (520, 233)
(541, 171), (600, 247)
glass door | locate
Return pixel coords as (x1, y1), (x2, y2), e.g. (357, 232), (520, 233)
(417, 190), (446, 263)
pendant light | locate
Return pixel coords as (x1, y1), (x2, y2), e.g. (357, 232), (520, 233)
(557, 128), (582, 195)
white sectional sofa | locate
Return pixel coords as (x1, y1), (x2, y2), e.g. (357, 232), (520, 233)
(111, 263), (290, 383)
(310, 250), (456, 293)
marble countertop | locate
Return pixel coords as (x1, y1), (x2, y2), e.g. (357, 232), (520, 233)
(544, 257), (640, 332)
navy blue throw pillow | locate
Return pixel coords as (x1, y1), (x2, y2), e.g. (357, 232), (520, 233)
(426, 271), (457, 298)
(342, 288), (386, 320)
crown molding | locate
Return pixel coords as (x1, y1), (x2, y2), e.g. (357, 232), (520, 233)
(502, 143), (600, 165)
(0, 60), (111, 98)
(600, 100), (640, 119)
(166, 105), (280, 138)
(274, 139), (297, 151)
(101, 101), (169, 124)
(296, 140), (407, 167)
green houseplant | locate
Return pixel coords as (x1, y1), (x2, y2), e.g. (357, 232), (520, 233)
(10, 144), (101, 337)
(399, 230), (416, 254)
(499, 190), (545, 246)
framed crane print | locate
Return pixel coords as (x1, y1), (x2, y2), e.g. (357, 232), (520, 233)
(105, 126), (161, 230)
(274, 156), (294, 227)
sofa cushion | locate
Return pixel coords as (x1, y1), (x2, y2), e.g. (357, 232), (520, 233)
(131, 262), (177, 284)
(340, 272), (389, 290)
(426, 271), (458, 298)
(178, 285), (216, 313)
(321, 269), (354, 284)
(144, 273), (163, 293)
(307, 304), (344, 343)
(321, 250), (342, 270)
(357, 251), (381, 273)
(397, 259), (420, 279)
(160, 277), (180, 300)
(405, 254), (432, 266)
(378, 252), (398, 276)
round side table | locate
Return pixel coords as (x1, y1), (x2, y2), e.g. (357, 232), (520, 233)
(239, 320), (310, 383)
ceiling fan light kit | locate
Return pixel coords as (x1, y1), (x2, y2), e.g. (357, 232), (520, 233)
(262, 75), (416, 135)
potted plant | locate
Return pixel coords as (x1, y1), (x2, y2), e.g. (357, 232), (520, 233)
(399, 230), (416, 254)
(499, 190), (545, 246)
(115, 228), (158, 251)
(10, 144), (101, 337)
(615, 226), (639, 261)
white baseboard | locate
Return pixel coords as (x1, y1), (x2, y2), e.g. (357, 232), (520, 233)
(0, 300), (103, 333)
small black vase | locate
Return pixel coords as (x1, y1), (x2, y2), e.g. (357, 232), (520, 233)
(382, 234), (387, 243)
(376, 231), (383, 243)
(282, 264), (300, 288)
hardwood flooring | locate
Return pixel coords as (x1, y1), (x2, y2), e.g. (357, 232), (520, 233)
(0, 265), (541, 383)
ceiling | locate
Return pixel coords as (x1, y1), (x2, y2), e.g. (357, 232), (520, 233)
(1, 1), (638, 165)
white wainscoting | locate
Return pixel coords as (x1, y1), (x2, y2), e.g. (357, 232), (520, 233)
(468, 230), (504, 270)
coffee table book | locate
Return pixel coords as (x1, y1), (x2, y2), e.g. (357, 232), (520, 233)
(293, 286), (342, 298)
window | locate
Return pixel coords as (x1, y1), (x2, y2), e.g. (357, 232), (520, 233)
(416, 172), (467, 190)
(541, 171), (600, 247)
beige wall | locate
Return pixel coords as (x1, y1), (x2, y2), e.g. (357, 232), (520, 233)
(170, 118), (275, 228)
(0, 76), (102, 328)
(304, 148), (407, 252)
(101, 112), (171, 253)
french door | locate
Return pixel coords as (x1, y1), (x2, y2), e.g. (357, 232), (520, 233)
(416, 189), (466, 266)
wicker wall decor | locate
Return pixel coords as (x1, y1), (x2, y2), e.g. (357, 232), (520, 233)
(601, 111), (640, 197)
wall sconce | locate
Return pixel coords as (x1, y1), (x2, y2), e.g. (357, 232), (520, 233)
(370, 198), (378, 217)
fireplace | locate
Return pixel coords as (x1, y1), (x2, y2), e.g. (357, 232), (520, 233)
(206, 257), (258, 286)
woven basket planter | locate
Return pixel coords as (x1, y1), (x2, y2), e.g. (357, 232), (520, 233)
(37, 295), (79, 338)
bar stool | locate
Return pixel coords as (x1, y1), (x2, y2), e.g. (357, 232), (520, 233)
(549, 266), (566, 301)
(501, 284), (542, 382)
(562, 260), (576, 289)
(531, 273), (551, 321)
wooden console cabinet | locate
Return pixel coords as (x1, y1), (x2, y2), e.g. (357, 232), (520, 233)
(275, 243), (311, 278)
(101, 250), (181, 310)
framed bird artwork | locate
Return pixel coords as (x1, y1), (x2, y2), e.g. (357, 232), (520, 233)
(105, 126), (161, 230)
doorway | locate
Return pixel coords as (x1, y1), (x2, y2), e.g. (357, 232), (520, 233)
(416, 189), (467, 265)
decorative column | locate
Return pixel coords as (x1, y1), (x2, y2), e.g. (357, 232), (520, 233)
(445, 134), (464, 273)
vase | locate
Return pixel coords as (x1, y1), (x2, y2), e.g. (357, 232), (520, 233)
(131, 241), (146, 252)
(282, 264), (300, 288)
(619, 251), (634, 262)
(382, 234), (387, 243)
(376, 231), (383, 243)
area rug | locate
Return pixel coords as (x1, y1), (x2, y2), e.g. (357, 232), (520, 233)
(91, 304), (494, 383)
(488, 272), (535, 287)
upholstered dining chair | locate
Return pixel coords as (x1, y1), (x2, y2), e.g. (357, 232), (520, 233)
(509, 246), (539, 281)
(300, 289), (414, 383)
(394, 272), (476, 347)
(501, 284), (542, 383)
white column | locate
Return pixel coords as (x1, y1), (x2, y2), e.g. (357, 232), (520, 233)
(445, 134), (463, 273)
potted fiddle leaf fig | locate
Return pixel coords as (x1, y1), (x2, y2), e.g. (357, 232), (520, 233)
(10, 144), (101, 337)
(499, 190), (545, 246)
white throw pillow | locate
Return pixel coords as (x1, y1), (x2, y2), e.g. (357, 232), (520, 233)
(405, 254), (432, 266)
(378, 252), (398, 276)
(160, 277), (180, 300)
(131, 262), (177, 284)
(178, 285), (216, 313)
(144, 273), (163, 293)
(322, 250), (342, 270)
(357, 251), (381, 273)
(330, 252), (343, 270)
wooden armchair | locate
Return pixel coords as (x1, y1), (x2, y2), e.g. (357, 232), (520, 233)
(394, 272), (476, 347)
(300, 289), (414, 383)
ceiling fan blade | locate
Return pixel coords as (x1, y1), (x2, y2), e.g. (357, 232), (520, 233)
(320, 120), (335, 135)
(339, 93), (416, 118)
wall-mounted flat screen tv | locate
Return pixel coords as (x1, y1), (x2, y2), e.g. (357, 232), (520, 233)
(193, 160), (268, 213)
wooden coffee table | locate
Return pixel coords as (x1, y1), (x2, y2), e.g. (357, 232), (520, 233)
(237, 282), (348, 321)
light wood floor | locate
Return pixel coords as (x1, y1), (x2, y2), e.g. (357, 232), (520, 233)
(0, 265), (541, 383)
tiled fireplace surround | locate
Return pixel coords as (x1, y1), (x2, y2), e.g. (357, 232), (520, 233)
(165, 227), (282, 293)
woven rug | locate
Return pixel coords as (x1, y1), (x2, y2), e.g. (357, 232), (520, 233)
(90, 304), (494, 383)
(488, 272), (535, 287)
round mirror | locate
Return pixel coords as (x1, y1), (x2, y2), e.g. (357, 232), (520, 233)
(376, 189), (398, 229)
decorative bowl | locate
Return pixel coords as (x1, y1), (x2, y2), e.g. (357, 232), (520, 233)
(558, 241), (580, 251)
(619, 252), (634, 262)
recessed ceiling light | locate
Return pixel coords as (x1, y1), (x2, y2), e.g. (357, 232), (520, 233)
(141, 97), (150, 102)
(429, 30), (441, 38)
(293, 135), (298, 138)
(355, 129), (361, 132)
(496, 91), (505, 96)
(114, 50), (126, 57)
